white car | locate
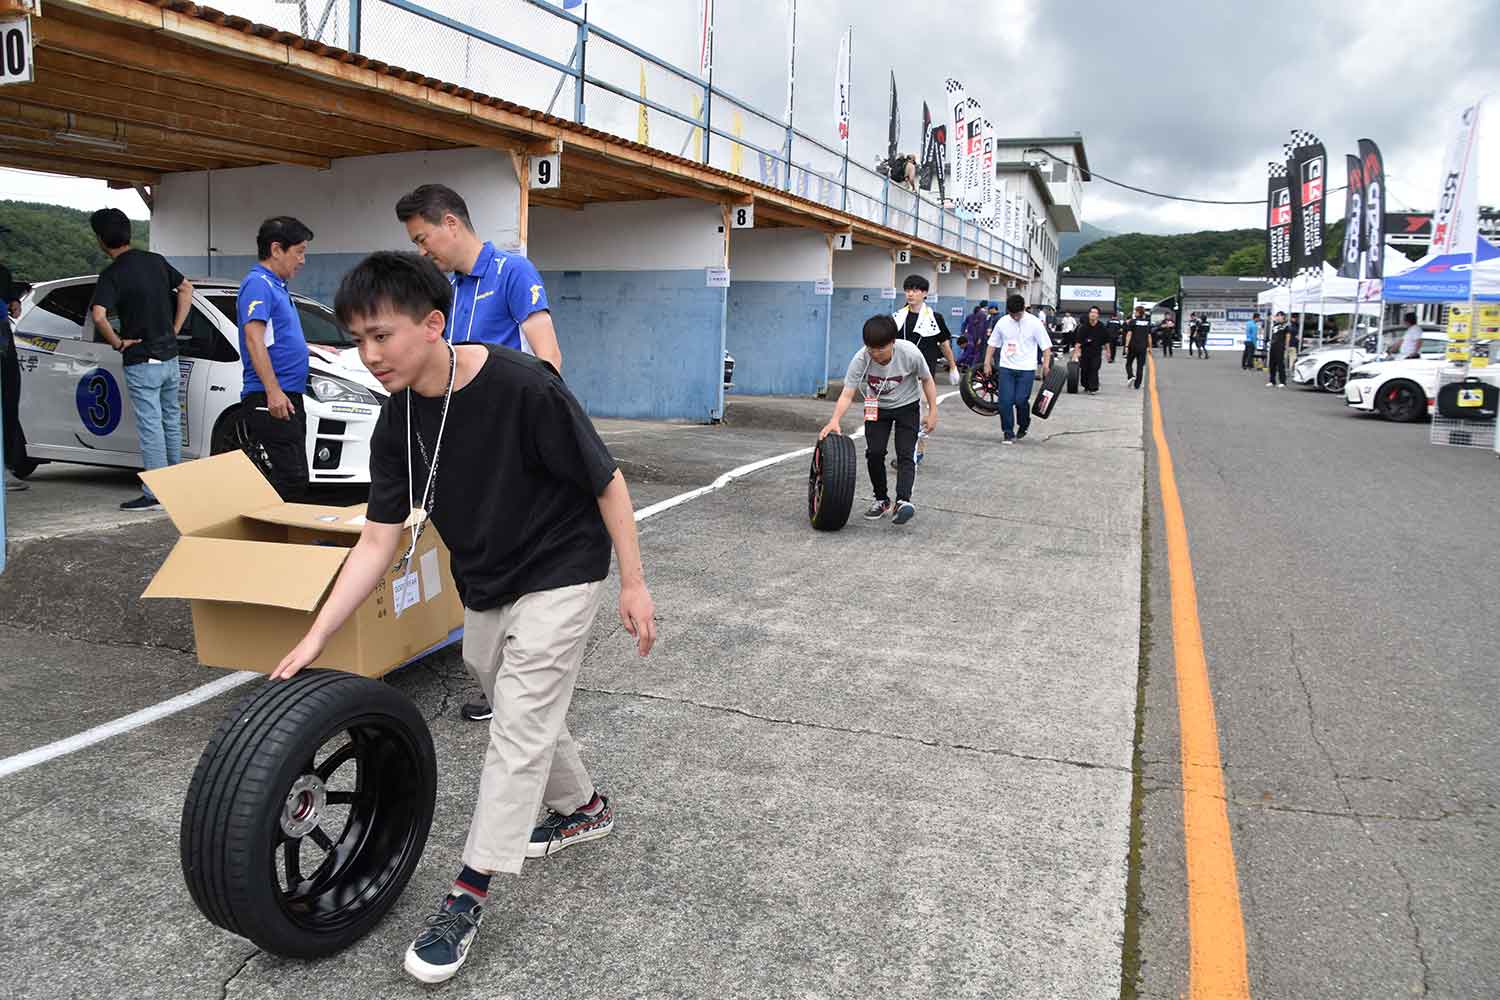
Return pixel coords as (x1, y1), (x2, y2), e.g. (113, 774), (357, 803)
(10, 275), (387, 485)
(1343, 350), (1500, 422)
(1292, 324), (1443, 392)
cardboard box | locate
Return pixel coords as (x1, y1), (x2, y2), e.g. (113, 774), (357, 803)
(141, 451), (463, 677)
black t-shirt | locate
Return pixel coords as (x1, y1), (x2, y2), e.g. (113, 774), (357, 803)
(366, 346), (619, 611)
(1269, 322), (1292, 352)
(92, 250), (184, 366)
(902, 308), (952, 369)
(1073, 320), (1110, 353)
(1124, 317), (1153, 352)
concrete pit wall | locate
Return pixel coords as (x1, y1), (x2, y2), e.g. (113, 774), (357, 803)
(151, 148), (522, 304)
(529, 199), (726, 422)
(724, 228), (831, 396)
(829, 245), (897, 383)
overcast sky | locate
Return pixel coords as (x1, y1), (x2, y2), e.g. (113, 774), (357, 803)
(6, 0), (1499, 236)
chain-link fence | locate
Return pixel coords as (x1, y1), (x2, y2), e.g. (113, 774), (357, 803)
(185, 0), (1023, 271)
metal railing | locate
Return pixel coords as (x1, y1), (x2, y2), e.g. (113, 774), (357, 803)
(216, 0), (1022, 272)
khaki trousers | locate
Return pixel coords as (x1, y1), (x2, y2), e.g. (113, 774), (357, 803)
(460, 580), (604, 874)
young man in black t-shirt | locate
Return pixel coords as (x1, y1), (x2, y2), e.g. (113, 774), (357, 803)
(892, 274), (955, 466)
(270, 252), (657, 985)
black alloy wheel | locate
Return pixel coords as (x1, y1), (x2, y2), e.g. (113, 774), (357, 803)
(960, 366), (1000, 416)
(1316, 362), (1348, 393)
(1375, 380), (1426, 423)
(181, 670), (437, 959)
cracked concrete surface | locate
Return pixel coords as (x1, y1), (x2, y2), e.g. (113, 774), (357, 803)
(0, 389), (1145, 999)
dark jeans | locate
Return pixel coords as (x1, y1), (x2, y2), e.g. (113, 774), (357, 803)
(242, 391), (309, 501)
(1, 346), (27, 473)
(865, 400), (919, 503)
(1080, 348), (1103, 391)
(1267, 349), (1287, 385)
(996, 367), (1034, 437)
(1127, 349), (1147, 388)
(1241, 343), (1256, 369)
(1161, 336), (1174, 357)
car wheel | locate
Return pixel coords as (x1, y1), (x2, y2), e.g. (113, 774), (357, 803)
(180, 670), (437, 959)
(209, 408), (251, 456)
(808, 433), (857, 531)
(9, 456), (41, 479)
(1316, 362), (1347, 393)
(960, 366), (1000, 416)
(1066, 360), (1080, 394)
(1375, 380), (1426, 423)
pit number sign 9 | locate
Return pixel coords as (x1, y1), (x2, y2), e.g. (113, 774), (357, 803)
(0, 18), (33, 86)
(529, 152), (560, 190)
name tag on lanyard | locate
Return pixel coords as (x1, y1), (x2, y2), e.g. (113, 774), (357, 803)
(864, 393), (880, 421)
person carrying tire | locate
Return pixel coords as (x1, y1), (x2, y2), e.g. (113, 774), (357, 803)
(270, 252), (657, 985)
(1073, 306), (1109, 393)
(1266, 310), (1292, 388)
(819, 314), (937, 525)
(237, 217), (315, 503)
(983, 292), (1053, 442)
(1123, 304), (1152, 390)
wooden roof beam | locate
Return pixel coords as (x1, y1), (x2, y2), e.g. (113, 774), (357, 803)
(0, 148), (159, 185)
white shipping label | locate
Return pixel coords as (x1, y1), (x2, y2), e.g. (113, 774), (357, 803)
(393, 571), (421, 617)
(419, 548), (442, 603)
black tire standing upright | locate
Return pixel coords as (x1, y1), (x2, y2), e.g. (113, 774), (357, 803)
(1066, 359), (1080, 394)
(808, 433), (857, 531)
(180, 670), (437, 959)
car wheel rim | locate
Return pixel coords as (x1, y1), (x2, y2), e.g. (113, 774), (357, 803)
(272, 719), (428, 935)
(1319, 367), (1346, 392)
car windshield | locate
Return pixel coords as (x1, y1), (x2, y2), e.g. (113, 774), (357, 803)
(206, 292), (353, 348)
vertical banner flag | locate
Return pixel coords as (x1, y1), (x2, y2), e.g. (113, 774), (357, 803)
(887, 72), (899, 167)
(979, 117), (995, 224)
(637, 63), (650, 145)
(1430, 104), (1480, 255)
(931, 125), (947, 201)
(835, 30), (851, 144)
(697, 0), (713, 77)
(919, 102), (936, 190)
(963, 97), (983, 212)
(1358, 139), (1385, 278)
(1338, 154), (1364, 278)
(1266, 162), (1294, 283)
(731, 110), (745, 176)
(1287, 130), (1327, 274)
(945, 79), (966, 198)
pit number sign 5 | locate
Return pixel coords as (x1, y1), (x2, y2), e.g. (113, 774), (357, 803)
(0, 18), (33, 86)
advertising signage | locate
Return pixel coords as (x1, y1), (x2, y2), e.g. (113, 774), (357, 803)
(1059, 277), (1118, 315)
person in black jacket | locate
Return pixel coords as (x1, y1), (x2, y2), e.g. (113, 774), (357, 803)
(1070, 306), (1110, 393)
(1266, 310), (1293, 387)
(1123, 305), (1152, 389)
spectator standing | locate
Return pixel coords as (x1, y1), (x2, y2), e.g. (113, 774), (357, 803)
(1157, 313), (1176, 357)
(1242, 313), (1260, 370)
(1, 255), (29, 492)
(237, 216), (315, 503)
(1388, 311), (1423, 359)
(1266, 310), (1292, 387)
(89, 208), (194, 512)
(984, 293), (1053, 443)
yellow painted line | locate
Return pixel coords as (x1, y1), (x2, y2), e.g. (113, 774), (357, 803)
(1146, 355), (1251, 998)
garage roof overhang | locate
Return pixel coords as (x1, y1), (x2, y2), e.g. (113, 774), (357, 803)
(0, 0), (1018, 278)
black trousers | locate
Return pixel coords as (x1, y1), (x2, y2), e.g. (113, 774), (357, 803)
(242, 391), (309, 501)
(1267, 348), (1287, 385)
(1080, 347), (1103, 391)
(865, 400), (919, 504)
(1160, 335), (1174, 357)
(1, 347), (28, 473)
(1241, 343), (1256, 369)
(1127, 349), (1147, 388)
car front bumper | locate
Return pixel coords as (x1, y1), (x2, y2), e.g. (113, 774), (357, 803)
(303, 396), (382, 485)
(1344, 381), (1376, 411)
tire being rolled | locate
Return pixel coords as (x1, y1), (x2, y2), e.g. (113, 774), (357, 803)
(1066, 360), (1080, 394)
(808, 433), (857, 531)
(960, 366), (1000, 416)
(180, 670), (436, 959)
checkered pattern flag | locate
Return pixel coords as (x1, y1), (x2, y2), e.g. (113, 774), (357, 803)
(1287, 129), (1326, 279)
(1265, 160), (1291, 286)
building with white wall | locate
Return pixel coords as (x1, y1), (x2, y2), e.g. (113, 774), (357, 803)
(993, 135), (1090, 309)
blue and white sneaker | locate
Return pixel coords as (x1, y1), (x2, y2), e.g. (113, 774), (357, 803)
(892, 501), (916, 525)
(404, 893), (484, 984)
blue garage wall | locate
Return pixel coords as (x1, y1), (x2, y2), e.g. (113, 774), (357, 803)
(166, 253), (365, 307)
(724, 282), (826, 396)
(828, 287), (889, 382)
(542, 269), (725, 422)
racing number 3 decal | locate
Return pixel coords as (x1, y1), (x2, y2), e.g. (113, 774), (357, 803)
(76, 368), (123, 436)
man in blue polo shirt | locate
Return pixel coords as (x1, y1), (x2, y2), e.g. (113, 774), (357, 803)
(395, 183), (562, 372)
(238, 216), (315, 501)
(396, 184), (563, 724)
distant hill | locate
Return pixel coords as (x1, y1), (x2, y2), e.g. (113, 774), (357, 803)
(0, 201), (151, 286)
(1059, 221), (1115, 262)
(1063, 228), (1265, 308)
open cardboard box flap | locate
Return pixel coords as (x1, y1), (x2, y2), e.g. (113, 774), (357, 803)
(141, 450), (283, 536)
(243, 503), (371, 536)
(142, 536), (348, 611)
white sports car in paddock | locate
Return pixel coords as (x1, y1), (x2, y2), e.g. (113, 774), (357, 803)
(10, 275), (386, 485)
(1291, 325), (1442, 392)
(1343, 353), (1500, 422)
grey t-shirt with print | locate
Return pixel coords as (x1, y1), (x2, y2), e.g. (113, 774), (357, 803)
(845, 339), (931, 410)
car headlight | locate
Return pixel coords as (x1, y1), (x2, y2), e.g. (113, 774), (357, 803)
(308, 374), (379, 406)
(1347, 370), (1377, 381)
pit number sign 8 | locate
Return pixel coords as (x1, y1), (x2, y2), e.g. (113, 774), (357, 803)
(731, 204), (755, 228)
(529, 152), (560, 190)
(0, 18), (33, 86)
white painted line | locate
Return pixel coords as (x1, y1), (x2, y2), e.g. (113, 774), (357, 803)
(0, 670), (259, 779)
(0, 391), (961, 779)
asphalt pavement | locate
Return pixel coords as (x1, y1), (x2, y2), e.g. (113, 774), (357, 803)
(0, 380), (1146, 1000)
(1134, 351), (1499, 999)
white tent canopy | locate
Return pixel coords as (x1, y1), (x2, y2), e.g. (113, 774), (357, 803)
(1256, 247), (1414, 315)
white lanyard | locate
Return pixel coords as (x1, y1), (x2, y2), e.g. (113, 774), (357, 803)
(403, 342), (456, 568)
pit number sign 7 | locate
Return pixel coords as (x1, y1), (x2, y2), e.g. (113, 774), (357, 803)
(0, 18), (33, 86)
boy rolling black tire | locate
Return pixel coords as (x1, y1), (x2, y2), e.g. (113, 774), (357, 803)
(808, 432), (857, 531)
(180, 670), (437, 959)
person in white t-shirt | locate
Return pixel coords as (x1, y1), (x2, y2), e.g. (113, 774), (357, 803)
(1387, 311), (1423, 359)
(983, 293), (1053, 444)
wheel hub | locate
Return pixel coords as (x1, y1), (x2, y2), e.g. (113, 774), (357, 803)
(280, 774), (328, 839)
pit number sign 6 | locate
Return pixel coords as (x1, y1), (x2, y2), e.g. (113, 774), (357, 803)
(0, 18), (34, 86)
(529, 152), (560, 190)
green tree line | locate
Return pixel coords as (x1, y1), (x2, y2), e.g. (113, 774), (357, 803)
(0, 201), (151, 286)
